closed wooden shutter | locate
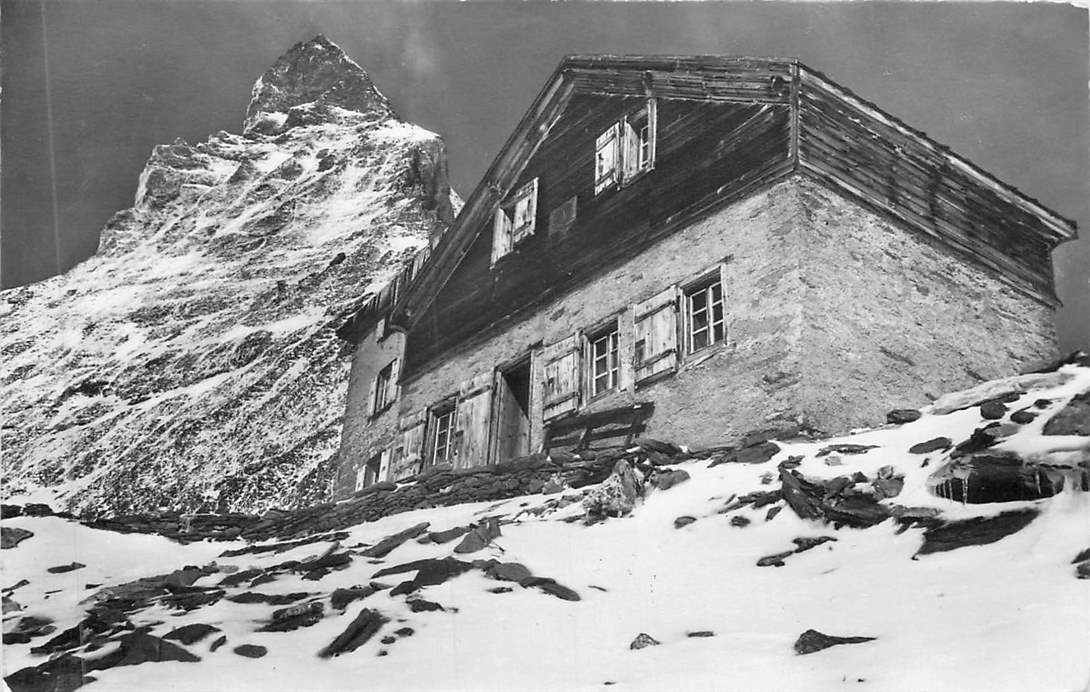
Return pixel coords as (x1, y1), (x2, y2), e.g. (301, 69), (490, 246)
(634, 285), (679, 384)
(392, 411), (427, 480)
(511, 178), (538, 243)
(542, 333), (582, 421)
(454, 372), (493, 469)
(367, 373), (379, 417)
(377, 448), (391, 483)
(595, 124), (620, 194)
(491, 206), (513, 264)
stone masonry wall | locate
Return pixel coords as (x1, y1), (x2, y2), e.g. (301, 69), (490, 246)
(336, 329), (405, 496)
(791, 177), (1059, 432)
(396, 179), (811, 456)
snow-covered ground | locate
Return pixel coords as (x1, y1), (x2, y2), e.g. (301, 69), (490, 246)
(5, 365), (1088, 691)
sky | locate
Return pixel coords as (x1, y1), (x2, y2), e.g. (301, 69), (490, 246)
(2, 0), (1087, 350)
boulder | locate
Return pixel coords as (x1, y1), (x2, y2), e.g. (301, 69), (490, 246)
(674, 516), (697, 529)
(233, 644), (267, 658)
(1010, 409), (1038, 425)
(908, 437), (952, 455)
(318, 608), (388, 658)
(4, 653), (92, 692)
(582, 460), (642, 519)
(629, 633), (661, 650)
(163, 623), (219, 645)
(1042, 391), (1090, 436)
(46, 562), (86, 575)
(756, 551), (794, 567)
(980, 400), (1008, 420)
(361, 523), (429, 558)
(427, 525), (471, 544)
(484, 562), (532, 583)
(519, 576), (581, 601)
(654, 469), (691, 491)
(929, 453), (1065, 503)
(917, 510), (1038, 555)
(1, 527), (34, 549)
(86, 631), (201, 670)
(453, 518), (501, 554)
(794, 629), (876, 655)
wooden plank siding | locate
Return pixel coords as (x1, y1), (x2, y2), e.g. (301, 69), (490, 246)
(403, 94), (793, 377)
(796, 69), (1062, 301)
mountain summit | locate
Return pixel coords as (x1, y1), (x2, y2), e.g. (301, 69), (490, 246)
(244, 35), (395, 134)
(0, 40), (457, 516)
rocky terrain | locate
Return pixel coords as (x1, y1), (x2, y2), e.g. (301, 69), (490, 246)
(3, 357), (1088, 691)
(0, 36), (458, 516)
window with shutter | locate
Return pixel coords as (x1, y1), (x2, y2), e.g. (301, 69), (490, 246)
(622, 99), (656, 183)
(491, 178), (539, 264)
(430, 404), (457, 466)
(595, 124), (620, 194)
(369, 359), (397, 418)
(633, 285), (679, 384)
(586, 322), (620, 398)
(542, 333), (582, 420)
(453, 373), (493, 469)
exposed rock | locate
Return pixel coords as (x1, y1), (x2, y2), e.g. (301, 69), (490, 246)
(674, 515), (697, 529)
(917, 510), (1038, 555)
(909, 437), (952, 454)
(483, 561), (532, 583)
(886, 409), (922, 424)
(980, 400), (1009, 420)
(262, 601), (324, 632)
(757, 551), (794, 567)
(1010, 409), (1038, 425)
(426, 526), (471, 545)
(233, 644), (267, 658)
(453, 518), (501, 554)
(319, 608), (388, 658)
(687, 631), (715, 638)
(654, 469), (691, 490)
(794, 629), (876, 655)
(929, 453), (1065, 503)
(330, 586), (376, 611)
(408, 598), (445, 612)
(629, 633), (661, 650)
(817, 444), (877, 456)
(736, 441), (781, 465)
(582, 460), (643, 519)
(46, 562), (86, 574)
(163, 623), (220, 645)
(88, 631), (201, 669)
(1043, 391), (1090, 436)
(779, 470), (824, 521)
(793, 536), (837, 553)
(518, 576), (580, 601)
(822, 493), (890, 528)
(5, 653), (93, 692)
(730, 515), (751, 528)
(361, 523), (430, 558)
(2, 527), (34, 549)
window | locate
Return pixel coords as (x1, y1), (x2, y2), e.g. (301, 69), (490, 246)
(369, 358), (398, 417)
(491, 178), (539, 263)
(685, 276), (726, 354)
(357, 451), (384, 490)
(430, 405), (457, 465)
(594, 98), (657, 195)
(587, 325), (619, 397)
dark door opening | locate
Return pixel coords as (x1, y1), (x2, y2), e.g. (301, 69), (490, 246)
(494, 358), (531, 463)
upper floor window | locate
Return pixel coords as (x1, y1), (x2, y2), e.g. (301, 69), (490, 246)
(595, 98), (657, 195)
(587, 324), (619, 397)
(491, 178), (539, 264)
(369, 358), (399, 417)
(685, 275), (726, 354)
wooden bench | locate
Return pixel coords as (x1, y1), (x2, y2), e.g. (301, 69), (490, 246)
(542, 402), (655, 454)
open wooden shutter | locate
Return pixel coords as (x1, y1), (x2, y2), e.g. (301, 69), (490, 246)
(453, 372), (493, 469)
(392, 411), (427, 480)
(387, 357), (401, 408)
(634, 285), (678, 384)
(645, 97), (657, 169)
(377, 447), (391, 483)
(511, 178), (538, 243)
(623, 116), (640, 182)
(367, 374), (379, 417)
(595, 124), (620, 194)
(542, 333), (582, 421)
(491, 206), (513, 264)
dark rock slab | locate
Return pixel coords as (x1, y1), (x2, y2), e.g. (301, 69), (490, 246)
(817, 444), (878, 457)
(426, 526), (471, 544)
(296, 551), (351, 575)
(483, 561), (532, 583)
(930, 453), (1065, 503)
(979, 401), (1008, 420)
(1, 527), (34, 549)
(361, 523), (430, 558)
(780, 470), (824, 521)
(687, 630), (716, 638)
(408, 598), (445, 612)
(233, 644), (267, 658)
(5, 653), (91, 692)
(655, 469), (690, 490)
(1043, 391), (1090, 436)
(218, 568), (265, 587)
(1010, 409), (1037, 425)
(86, 631), (201, 670)
(262, 601), (324, 632)
(756, 551), (794, 567)
(330, 586), (376, 611)
(210, 635), (227, 652)
(886, 409), (922, 424)
(162, 623), (219, 645)
(952, 425), (1002, 457)
(454, 518), (501, 554)
(793, 536), (837, 553)
(909, 437), (952, 455)
(518, 576), (580, 601)
(227, 591), (310, 605)
(319, 608), (388, 658)
(729, 515), (751, 528)
(917, 510), (1038, 555)
(674, 515), (697, 529)
(629, 632), (660, 650)
(794, 629), (876, 654)
(47, 562), (86, 575)
(821, 494), (890, 528)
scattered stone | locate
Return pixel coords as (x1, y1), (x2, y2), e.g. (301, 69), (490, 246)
(1, 527), (34, 549)
(361, 523), (430, 558)
(1034, 398), (1052, 409)
(1073, 548), (1090, 564)
(233, 644), (267, 658)
(1076, 562), (1090, 580)
(4, 578), (30, 592)
(489, 586), (514, 594)
(519, 576), (581, 601)
(793, 536), (837, 553)
(46, 562), (86, 574)
(980, 400), (1008, 420)
(817, 444), (878, 456)
(484, 561), (532, 583)
(408, 599), (445, 613)
(822, 493), (890, 528)
(765, 505), (783, 521)
(163, 623), (220, 645)
(736, 441), (780, 465)
(1010, 409), (1037, 425)
(89, 631), (201, 669)
(427, 526), (470, 545)
(823, 455), (844, 466)
(319, 608), (388, 658)
(687, 631), (715, 638)
(218, 568), (264, 587)
(655, 469), (691, 490)
(886, 409), (922, 424)
(930, 453), (1065, 503)
(454, 518), (502, 554)
(331, 587), (375, 611)
(263, 601), (324, 632)
(952, 424), (1002, 457)
(381, 635), (397, 645)
(3, 595), (22, 614)
(780, 470), (824, 521)
(794, 629), (876, 655)
(909, 437), (952, 455)
(1042, 391), (1090, 436)
(372, 557), (474, 594)
(757, 551), (795, 567)
(210, 635), (228, 652)
(5, 653), (93, 692)
(395, 627), (414, 637)
(730, 515), (751, 528)
(629, 633), (661, 650)
(228, 591), (310, 606)
(917, 510), (1038, 555)
(674, 515), (697, 529)
(583, 460), (644, 519)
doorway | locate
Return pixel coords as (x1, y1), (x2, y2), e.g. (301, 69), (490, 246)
(493, 357), (532, 463)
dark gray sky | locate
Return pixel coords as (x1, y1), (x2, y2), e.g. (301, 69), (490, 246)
(3, 1), (1087, 350)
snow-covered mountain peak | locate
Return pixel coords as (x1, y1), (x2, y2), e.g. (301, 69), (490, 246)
(244, 35), (395, 135)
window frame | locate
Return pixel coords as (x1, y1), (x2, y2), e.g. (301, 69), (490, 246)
(369, 359), (396, 418)
(492, 178), (539, 264)
(682, 269), (727, 356)
(429, 401), (458, 466)
(594, 98), (657, 196)
(585, 321), (621, 399)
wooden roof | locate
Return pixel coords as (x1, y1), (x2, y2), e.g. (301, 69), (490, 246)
(388, 55), (1077, 330)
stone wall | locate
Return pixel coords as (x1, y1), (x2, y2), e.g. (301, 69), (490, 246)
(336, 329), (405, 496)
(395, 179), (810, 456)
(791, 177), (1059, 433)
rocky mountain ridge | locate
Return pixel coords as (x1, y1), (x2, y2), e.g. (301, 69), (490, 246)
(0, 36), (458, 516)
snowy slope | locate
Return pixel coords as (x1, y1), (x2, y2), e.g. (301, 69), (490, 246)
(0, 36), (458, 516)
(4, 363), (1088, 691)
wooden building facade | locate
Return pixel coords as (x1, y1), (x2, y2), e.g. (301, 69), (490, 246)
(334, 56), (1076, 496)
